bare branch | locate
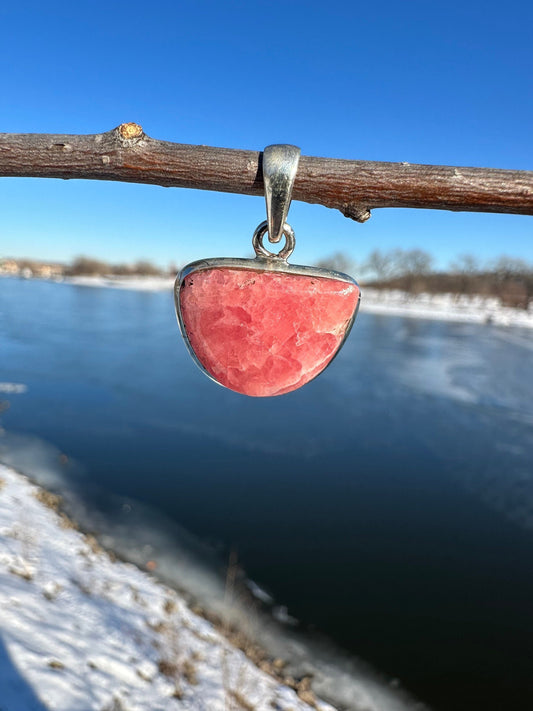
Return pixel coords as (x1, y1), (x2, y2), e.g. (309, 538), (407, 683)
(0, 123), (532, 223)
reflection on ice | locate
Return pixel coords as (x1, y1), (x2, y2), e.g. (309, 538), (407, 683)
(393, 351), (480, 404)
(0, 382), (28, 394)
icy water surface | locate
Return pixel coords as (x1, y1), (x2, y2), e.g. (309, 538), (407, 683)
(1, 277), (533, 711)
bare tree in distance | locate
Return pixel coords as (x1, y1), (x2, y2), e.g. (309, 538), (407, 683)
(132, 260), (163, 277)
(449, 254), (481, 275)
(449, 254), (482, 295)
(316, 252), (358, 275)
(364, 247), (533, 307)
(364, 249), (399, 281)
(65, 256), (164, 277)
(397, 249), (434, 276)
(391, 249), (434, 292)
(364, 248), (433, 282)
(491, 255), (531, 278)
(490, 256), (533, 308)
(67, 256), (111, 276)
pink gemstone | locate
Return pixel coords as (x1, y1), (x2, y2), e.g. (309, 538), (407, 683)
(179, 267), (359, 397)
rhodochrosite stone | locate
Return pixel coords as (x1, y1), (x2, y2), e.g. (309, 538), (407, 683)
(179, 267), (359, 397)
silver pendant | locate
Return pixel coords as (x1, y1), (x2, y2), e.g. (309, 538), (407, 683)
(175, 145), (361, 397)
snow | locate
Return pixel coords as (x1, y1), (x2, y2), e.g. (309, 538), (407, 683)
(0, 463), (337, 711)
(65, 276), (175, 292)
(361, 288), (533, 328)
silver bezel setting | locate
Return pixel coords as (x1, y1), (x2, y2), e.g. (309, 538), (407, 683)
(174, 255), (361, 394)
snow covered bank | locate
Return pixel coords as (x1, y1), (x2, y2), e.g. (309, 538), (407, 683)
(0, 463), (337, 711)
(0, 435), (423, 711)
(361, 289), (533, 329)
(65, 275), (175, 291)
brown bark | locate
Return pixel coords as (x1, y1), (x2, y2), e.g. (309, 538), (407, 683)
(0, 123), (532, 223)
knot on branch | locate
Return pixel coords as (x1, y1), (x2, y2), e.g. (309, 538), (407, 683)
(341, 203), (371, 223)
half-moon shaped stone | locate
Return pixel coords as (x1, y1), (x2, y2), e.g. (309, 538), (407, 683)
(179, 267), (359, 397)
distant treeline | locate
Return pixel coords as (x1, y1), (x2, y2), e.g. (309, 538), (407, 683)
(4, 251), (533, 309)
(318, 250), (533, 309)
(65, 256), (170, 277)
(1, 256), (174, 278)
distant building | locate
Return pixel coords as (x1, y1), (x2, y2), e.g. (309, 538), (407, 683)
(0, 259), (64, 279)
(35, 264), (63, 279)
(0, 259), (20, 275)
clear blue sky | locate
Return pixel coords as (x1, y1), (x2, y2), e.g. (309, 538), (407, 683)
(1, 0), (532, 271)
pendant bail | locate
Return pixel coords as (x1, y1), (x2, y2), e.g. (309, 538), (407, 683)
(263, 144), (301, 244)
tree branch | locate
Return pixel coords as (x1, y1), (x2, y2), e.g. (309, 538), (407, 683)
(1, 123), (532, 223)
